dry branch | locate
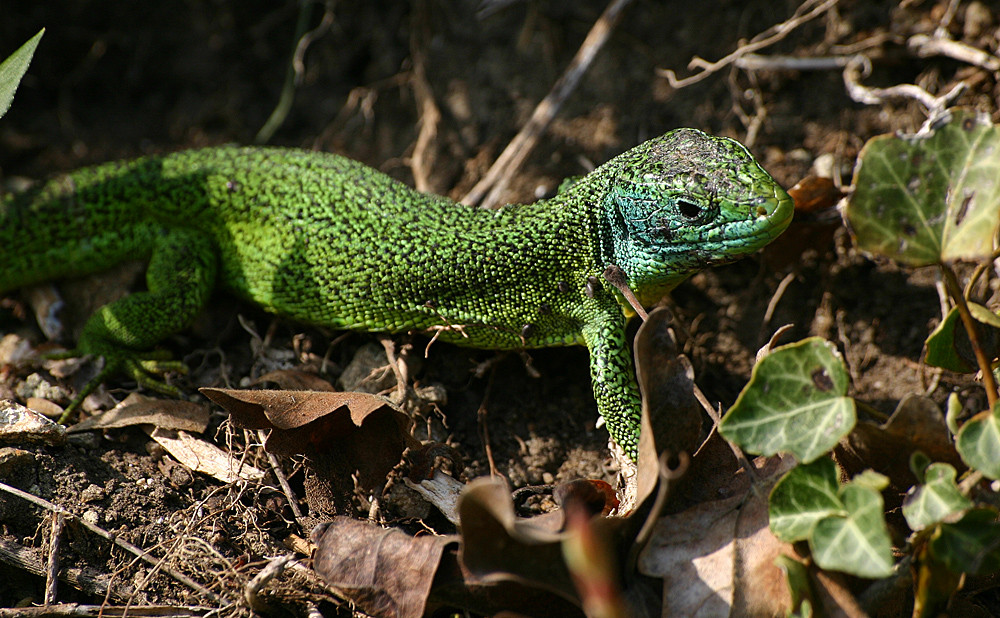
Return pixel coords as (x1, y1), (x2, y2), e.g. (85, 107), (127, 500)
(0, 481), (224, 604)
(462, 0), (635, 209)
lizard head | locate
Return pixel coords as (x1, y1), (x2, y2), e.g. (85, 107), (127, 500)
(595, 128), (793, 308)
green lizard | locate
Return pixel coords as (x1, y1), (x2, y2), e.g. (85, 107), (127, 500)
(0, 129), (792, 457)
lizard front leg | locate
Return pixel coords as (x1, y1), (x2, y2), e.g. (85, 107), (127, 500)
(58, 227), (218, 415)
(581, 308), (642, 460)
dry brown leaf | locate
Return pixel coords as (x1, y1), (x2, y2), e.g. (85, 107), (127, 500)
(253, 369), (337, 391)
(456, 477), (643, 614)
(554, 479), (619, 517)
(312, 513), (587, 617)
(458, 477), (577, 601)
(639, 455), (797, 616)
(672, 431), (743, 509)
(311, 516), (454, 618)
(67, 393), (210, 434)
(633, 307), (701, 505)
(202, 388), (388, 431)
(839, 393), (961, 490)
(812, 566), (870, 618)
(147, 427), (265, 483)
(763, 175), (843, 270)
(787, 175), (844, 214)
(202, 387), (419, 489)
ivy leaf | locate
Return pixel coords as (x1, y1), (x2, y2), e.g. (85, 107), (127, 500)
(845, 109), (1000, 266)
(926, 304), (1000, 373)
(929, 508), (1000, 576)
(955, 401), (1000, 480)
(902, 463), (973, 531)
(810, 482), (894, 578)
(769, 458), (842, 542)
(720, 337), (855, 463)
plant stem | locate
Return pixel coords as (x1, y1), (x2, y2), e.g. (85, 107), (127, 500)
(941, 265), (999, 409)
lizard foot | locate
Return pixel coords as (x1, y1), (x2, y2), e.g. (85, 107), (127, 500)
(48, 348), (189, 422)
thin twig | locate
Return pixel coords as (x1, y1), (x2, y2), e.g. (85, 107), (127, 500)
(44, 511), (65, 605)
(244, 554), (296, 614)
(0, 536), (114, 600)
(462, 0), (635, 208)
(908, 34), (1000, 72)
(477, 363), (500, 477)
(255, 1), (336, 144)
(258, 429), (305, 520)
(602, 264), (648, 320)
(0, 605), (212, 617)
(935, 0), (962, 33)
(657, 0), (839, 89)
(762, 272), (796, 329)
(964, 246), (1000, 299)
(729, 67), (766, 148)
(842, 55), (966, 114)
(408, 0), (442, 193)
(735, 54), (856, 71)
(379, 335), (411, 394)
(0, 481), (223, 603)
(694, 384), (758, 483)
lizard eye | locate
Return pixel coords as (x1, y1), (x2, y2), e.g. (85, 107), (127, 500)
(677, 199), (702, 219)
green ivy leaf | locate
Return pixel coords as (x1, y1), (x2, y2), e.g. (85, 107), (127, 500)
(902, 463), (973, 531)
(929, 508), (1000, 575)
(811, 482), (894, 578)
(845, 109), (1000, 266)
(913, 541), (964, 617)
(720, 338), (855, 463)
(909, 451), (932, 482)
(769, 458), (843, 542)
(850, 469), (890, 492)
(925, 307), (975, 372)
(970, 302), (1000, 329)
(925, 304), (1000, 373)
(0, 29), (43, 120)
(956, 401), (1000, 480)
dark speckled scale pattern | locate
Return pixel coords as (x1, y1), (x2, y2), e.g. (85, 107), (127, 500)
(0, 129), (793, 457)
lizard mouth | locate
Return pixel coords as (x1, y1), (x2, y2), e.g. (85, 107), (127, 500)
(744, 185), (794, 239)
(766, 189), (795, 229)
(706, 190), (794, 262)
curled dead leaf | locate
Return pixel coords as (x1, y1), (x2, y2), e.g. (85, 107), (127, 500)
(311, 516), (454, 618)
(633, 307), (701, 507)
(253, 369), (337, 391)
(201, 387), (419, 489)
(311, 514), (587, 617)
(764, 175), (843, 269)
(458, 478), (588, 602)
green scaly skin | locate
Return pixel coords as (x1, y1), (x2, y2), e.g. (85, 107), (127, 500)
(0, 129), (792, 457)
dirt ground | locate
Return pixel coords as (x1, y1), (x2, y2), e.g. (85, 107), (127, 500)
(1, 0), (997, 615)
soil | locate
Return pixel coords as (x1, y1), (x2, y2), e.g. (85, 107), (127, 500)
(0, 0), (997, 615)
